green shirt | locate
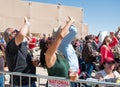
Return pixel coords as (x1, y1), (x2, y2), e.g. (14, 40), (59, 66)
(47, 52), (70, 78)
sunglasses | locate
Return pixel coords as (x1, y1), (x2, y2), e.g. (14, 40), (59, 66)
(9, 29), (19, 36)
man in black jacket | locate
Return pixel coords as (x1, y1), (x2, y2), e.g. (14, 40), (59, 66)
(82, 34), (100, 76)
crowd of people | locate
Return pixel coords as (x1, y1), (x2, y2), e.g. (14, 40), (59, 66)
(0, 16), (120, 87)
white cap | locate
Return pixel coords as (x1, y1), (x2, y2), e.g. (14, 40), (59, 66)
(98, 31), (109, 43)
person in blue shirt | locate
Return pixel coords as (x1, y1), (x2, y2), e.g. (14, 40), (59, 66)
(58, 25), (79, 73)
(58, 25), (79, 87)
(0, 33), (6, 87)
(0, 33), (5, 44)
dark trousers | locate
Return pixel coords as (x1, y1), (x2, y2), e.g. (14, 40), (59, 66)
(85, 63), (94, 76)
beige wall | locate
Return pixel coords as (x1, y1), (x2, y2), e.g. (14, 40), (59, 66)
(0, 0), (88, 38)
(82, 24), (88, 38)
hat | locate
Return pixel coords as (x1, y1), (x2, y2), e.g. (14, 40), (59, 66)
(98, 31), (109, 43)
(104, 58), (115, 64)
(52, 26), (61, 37)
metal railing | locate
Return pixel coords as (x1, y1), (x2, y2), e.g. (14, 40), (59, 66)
(0, 71), (120, 87)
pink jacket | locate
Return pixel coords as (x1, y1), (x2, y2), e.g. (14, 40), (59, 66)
(100, 36), (118, 64)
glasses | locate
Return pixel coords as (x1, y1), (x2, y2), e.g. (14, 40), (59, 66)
(8, 29), (19, 36)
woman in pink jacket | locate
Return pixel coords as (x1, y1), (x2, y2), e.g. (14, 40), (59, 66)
(99, 32), (118, 65)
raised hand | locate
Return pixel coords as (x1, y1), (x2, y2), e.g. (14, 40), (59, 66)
(68, 16), (75, 23)
(24, 17), (30, 26)
(66, 16), (75, 24)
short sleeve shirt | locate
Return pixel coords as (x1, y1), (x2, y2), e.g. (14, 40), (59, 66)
(47, 52), (70, 78)
(5, 38), (36, 85)
(6, 38), (28, 72)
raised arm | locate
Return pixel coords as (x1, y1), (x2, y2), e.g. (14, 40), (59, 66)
(45, 16), (75, 68)
(115, 27), (120, 37)
(109, 32), (118, 47)
(15, 17), (30, 46)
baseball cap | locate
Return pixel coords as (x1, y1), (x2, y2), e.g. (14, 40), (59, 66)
(104, 58), (115, 64)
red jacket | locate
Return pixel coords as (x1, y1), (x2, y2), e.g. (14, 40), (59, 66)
(28, 37), (37, 49)
(100, 36), (118, 64)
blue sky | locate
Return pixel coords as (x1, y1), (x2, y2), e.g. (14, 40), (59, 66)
(26, 0), (120, 35)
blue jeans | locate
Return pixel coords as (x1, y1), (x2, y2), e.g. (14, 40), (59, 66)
(85, 63), (94, 76)
(13, 82), (36, 87)
(0, 75), (4, 87)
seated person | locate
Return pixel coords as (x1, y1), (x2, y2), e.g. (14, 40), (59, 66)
(95, 58), (120, 87)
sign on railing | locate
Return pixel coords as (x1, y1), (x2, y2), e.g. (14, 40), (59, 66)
(48, 79), (70, 87)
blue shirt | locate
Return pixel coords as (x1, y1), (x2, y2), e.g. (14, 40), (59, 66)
(0, 38), (5, 44)
(58, 25), (79, 72)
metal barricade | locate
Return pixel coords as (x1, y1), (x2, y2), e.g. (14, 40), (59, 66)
(0, 71), (120, 87)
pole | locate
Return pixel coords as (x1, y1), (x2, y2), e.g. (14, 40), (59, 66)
(28, 1), (32, 36)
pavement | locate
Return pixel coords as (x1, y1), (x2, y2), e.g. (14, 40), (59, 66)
(36, 67), (48, 87)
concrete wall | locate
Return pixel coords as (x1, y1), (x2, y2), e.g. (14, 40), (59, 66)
(0, 0), (88, 38)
